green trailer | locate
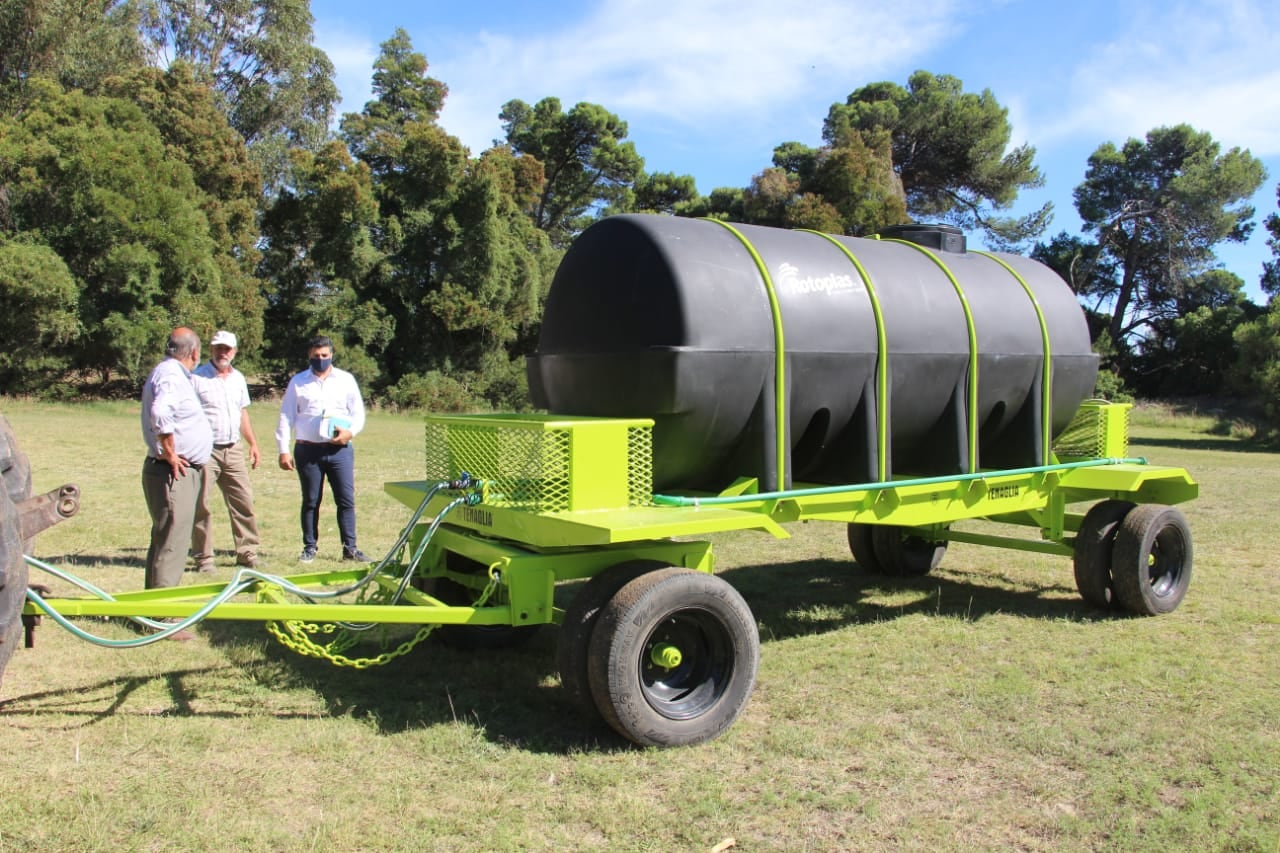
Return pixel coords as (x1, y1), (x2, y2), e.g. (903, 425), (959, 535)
(23, 400), (1196, 747)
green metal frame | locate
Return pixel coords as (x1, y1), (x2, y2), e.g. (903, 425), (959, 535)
(26, 403), (1198, 638)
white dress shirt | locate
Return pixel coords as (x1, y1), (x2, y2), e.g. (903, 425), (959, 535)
(275, 366), (366, 453)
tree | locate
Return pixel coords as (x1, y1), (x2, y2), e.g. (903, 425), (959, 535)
(499, 97), (645, 246)
(0, 78), (246, 382)
(1263, 183), (1280, 297)
(1129, 270), (1258, 397)
(257, 140), (390, 386)
(0, 0), (144, 112)
(337, 31), (556, 408)
(0, 238), (80, 393)
(138, 0), (338, 187)
(106, 63), (267, 356)
(630, 171), (698, 215)
(1233, 299), (1280, 426)
(824, 70), (1048, 246)
(1073, 124), (1266, 350)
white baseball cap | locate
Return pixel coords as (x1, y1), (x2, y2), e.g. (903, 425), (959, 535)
(210, 330), (237, 348)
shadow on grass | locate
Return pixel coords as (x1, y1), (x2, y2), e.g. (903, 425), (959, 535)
(38, 551), (148, 570)
(1132, 435), (1280, 454)
(6, 555), (1125, 754)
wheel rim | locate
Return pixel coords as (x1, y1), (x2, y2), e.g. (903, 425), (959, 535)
(1148, 525), (1188, 598)
(639, 608), (734, 721)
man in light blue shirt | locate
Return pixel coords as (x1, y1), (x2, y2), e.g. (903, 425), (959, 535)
(140, 328), (213, 594)
(275, 335), (370, 563)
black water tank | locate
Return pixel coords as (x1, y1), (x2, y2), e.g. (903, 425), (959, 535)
(528, 215), (1098, 491)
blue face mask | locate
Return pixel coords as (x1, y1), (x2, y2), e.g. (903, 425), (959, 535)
(309, 356), (332, 374)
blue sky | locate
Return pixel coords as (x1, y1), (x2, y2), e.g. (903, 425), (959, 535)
(309, 0), (1280, 300)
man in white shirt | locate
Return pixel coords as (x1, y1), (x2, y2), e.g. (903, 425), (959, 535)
(275, 335), (371, 563)
(141, 327), (212, 598)
(191, 330), (262, 571)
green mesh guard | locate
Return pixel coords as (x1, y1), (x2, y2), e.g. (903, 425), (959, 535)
(424, 415), (653, 512)
(1052, 401), (1131, 460)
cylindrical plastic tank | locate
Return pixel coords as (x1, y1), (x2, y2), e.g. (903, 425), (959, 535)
(527, 215), (1098, 492)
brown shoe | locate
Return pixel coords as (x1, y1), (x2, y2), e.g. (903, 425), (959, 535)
(165, 628), (196, 642)
(189, 559), (216, 573)
(235, 555), (258, 569)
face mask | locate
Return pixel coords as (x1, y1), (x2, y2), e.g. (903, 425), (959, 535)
(309, 356), (332, 374)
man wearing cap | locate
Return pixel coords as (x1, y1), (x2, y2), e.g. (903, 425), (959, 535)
(141, 327), (213, 597)
(191, 330), (263, 571)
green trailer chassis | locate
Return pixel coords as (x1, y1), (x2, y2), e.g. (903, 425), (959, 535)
(23, 403), (1198, 747)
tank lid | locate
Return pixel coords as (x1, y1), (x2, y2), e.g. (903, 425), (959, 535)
(876, 224), (966, 254)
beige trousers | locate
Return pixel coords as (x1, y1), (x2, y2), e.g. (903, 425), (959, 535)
(191, 443), (260, 565)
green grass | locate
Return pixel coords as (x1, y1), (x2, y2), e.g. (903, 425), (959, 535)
(1, 398), (1278, 851)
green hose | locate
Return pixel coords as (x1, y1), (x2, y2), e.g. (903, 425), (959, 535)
(652, 457), (1148, 507)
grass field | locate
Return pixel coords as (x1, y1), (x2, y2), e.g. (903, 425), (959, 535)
(0, 398), (1277, 851)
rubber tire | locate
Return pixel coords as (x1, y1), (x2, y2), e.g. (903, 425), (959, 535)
(846, 523), (884, 572)
(556, 560), (664, 717)
(871, 525), (947, 577)
(1111, 504), (1193, 616)
(0, 415), (33, 690)
(1072, 500), (1136, 609)
(432, 552), (540, 650)
(587, 568), (759, 747)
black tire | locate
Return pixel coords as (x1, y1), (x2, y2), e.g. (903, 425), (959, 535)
(1072, 500), (1136, 609)
(871, 525), (947, 576)
(1111, 504), (1193, 616)
(0, 415), (33, 689)
(586, 568), (759, 747)
(432, 552), (540, 650)
(556, 560), (664, 717)
(846, 523), (883, 572)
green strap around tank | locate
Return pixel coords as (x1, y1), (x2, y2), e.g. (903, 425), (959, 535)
(797, 229), (890, 481)
(970, 250), (1054, 462)
(880, 239), (980, 473)
(704, 219), (787, 486)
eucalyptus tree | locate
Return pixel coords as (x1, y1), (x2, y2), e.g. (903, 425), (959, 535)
(138, 0), (337, 187)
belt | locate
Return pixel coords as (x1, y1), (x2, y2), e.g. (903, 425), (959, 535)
(214, 442), (235, 450)
(295, 440), (329, 446)
(146, 455), (204, 471)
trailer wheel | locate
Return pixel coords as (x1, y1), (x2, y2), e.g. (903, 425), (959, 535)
(846, 523), (884, 572)
(1111, 504), (1193, 616)
(431, 553), (540, 650)
(556, 560), (664, 716)
(587, 568), (759, 747)
(1072, 500), (1135, 609)
(871, 525), (947, 576)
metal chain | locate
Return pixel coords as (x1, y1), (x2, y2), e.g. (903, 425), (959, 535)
(265, 619), (437, 669)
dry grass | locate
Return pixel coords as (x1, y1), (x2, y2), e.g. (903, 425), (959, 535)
(1, 398), (1278, 851)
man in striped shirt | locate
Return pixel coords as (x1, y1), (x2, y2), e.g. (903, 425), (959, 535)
(191, 330), (263, 571)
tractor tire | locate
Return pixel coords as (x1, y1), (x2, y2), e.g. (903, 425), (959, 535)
(586, 568), (758, 747)
(0, 414), (34, 690)
(1072, 500), (1136, 609)
(871, 525), (947, 577)
(1111, 504), (1193, 616)
(556, 560), (664, 717)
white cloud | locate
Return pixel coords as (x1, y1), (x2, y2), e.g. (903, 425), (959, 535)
(312, 25), (378, 119)
(428, 0), (961, 155)
(1033, 0), (1280, 154)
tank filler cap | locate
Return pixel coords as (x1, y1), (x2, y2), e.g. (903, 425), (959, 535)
(876, 224), (966, 254)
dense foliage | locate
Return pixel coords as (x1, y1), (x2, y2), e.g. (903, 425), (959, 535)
(0, 1), (1276, 425)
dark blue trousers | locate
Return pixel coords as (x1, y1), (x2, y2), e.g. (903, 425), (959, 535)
(294, 442), (357, 551)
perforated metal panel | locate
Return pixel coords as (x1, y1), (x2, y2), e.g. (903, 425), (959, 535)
(1052, 401), (1131, 460)
(424, 414), (653, 512)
